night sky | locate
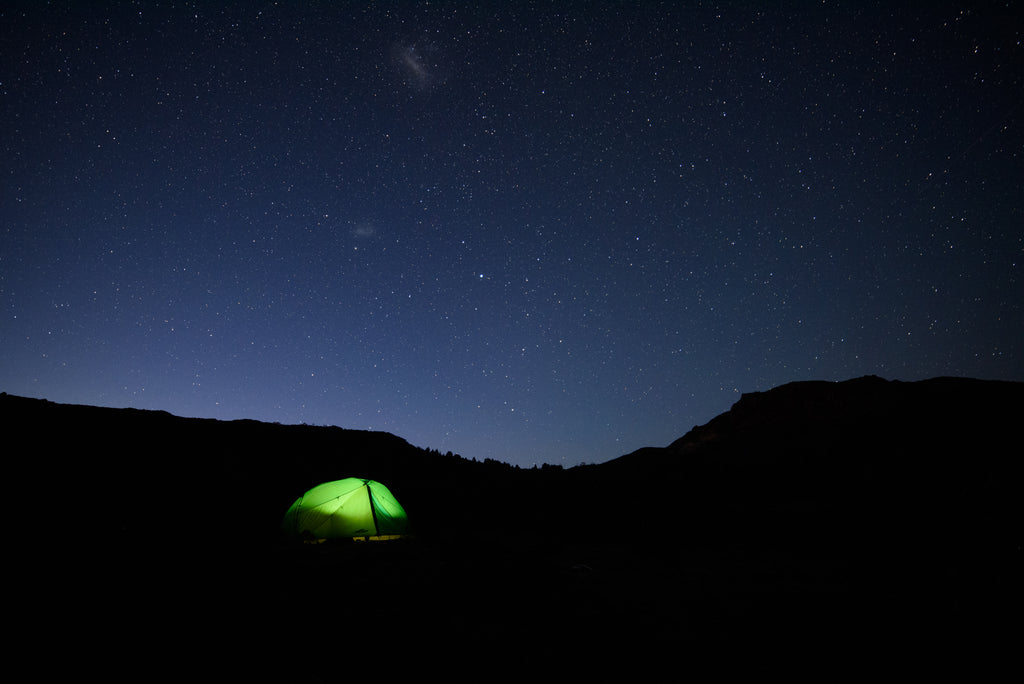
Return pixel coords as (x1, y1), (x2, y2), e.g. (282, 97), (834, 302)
(3, 2), (1022, 467)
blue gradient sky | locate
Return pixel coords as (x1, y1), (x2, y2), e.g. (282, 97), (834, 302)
(3, 2), (1022, 466)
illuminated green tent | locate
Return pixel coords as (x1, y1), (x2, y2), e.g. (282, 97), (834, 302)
(282, 478), (409, 540)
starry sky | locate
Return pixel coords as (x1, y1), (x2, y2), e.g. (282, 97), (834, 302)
(2, 2), (1022, 467)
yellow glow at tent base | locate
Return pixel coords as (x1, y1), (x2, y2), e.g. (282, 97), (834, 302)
(302, 534), (407, 544)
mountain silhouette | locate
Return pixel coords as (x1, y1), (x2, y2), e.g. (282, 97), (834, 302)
(4, 375), (1020, 675)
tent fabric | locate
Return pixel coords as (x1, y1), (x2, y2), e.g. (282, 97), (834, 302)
(282, 478), (409, 540)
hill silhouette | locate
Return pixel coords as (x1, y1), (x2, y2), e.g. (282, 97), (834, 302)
(4, 375), (1020, 675)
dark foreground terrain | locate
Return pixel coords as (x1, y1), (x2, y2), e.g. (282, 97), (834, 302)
(4, 375), (1021, 677)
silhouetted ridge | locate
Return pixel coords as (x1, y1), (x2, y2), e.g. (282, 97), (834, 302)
(4, 376), (1021, 667)
(589, 375), (1022, 561)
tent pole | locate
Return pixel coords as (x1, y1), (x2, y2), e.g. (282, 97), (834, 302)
(367, 485), (380, 537)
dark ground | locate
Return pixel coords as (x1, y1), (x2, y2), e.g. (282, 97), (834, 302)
(4, 375), (1021, 678)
